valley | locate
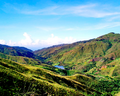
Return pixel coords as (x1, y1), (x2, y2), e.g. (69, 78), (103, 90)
(0, 32), (120, 96)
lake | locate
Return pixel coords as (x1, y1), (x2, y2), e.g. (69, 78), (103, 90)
(55, 65), (65, 69)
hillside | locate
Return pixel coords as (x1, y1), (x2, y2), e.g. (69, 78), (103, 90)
(1, 32), (120, 95)
(0, 44), (46, 63)
(0, 44), (34, 57)
(0, 52), (42, 65)
(0, 58), (102, 96)
(34, 32), (120, 77)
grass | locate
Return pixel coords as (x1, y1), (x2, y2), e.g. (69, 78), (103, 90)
(34, 33), (120, 79)
(0, 58), (101, 96)
(66, 74), (94, 86)
(115, 92), (120, 96)
(0, 52), (40, 66)
(109, 65), (117, 77)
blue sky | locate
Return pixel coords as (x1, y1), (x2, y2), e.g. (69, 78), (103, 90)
(0, 0), (120, 50)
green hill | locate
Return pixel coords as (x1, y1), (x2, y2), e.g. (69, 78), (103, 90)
(0, 52), (69, 76)
(0, 44), (34, 58)
(1, 32), (120, 95)
(34, 32), (120, 77)
(0, 58), (102, 96)
(0, 52), (41, 65)
(0, 44), (46, 63)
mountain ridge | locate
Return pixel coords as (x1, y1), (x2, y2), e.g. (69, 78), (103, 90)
(1, 32), (120, 95)
(0, 44), (34, 57)
(34, 32), (120, 77)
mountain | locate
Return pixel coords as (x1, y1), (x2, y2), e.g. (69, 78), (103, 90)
(1, 32), (120, 95)
(0, 44), (46, 63)
(34, 32), (120, 77)
(0, 44), (34, 58)
(0, 52), (42, 65)
(0, 44), (69, 76)
(34, 39), (94, 58)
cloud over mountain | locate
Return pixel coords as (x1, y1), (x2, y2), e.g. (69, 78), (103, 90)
(0, 32), (77, 50)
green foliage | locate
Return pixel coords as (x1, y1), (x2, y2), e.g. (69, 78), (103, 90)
(0, 58), (101, 96)
(34, 33), (120, 78)
(0, 45), (34, 58)
(2, 33), (120, 95)
(0, 52), (42, 65)
(90, 77), (120, 96)
(32, 33), (120, 95)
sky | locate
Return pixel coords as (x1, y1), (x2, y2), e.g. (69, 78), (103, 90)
(0, 0), (120, 50)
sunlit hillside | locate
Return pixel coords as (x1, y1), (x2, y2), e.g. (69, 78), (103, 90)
(1, 33), (120, 96)
(34, 33), (120, 77)
(0, 58), (102, 96)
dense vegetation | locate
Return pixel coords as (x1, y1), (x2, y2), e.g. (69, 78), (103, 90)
(1, 32), (120, 95)
(0, 45), (33, 58)
(0, 58), (102, 96)
(34, 33), (120, 77)
(0, 44), (45, 63)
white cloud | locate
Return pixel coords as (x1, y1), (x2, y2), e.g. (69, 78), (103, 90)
(51, 34), (54, 37)
(7, 40), (16, 46)
(6, 32), (77, 50)
(40, 34), (77, 47)
(21, 6), (59, 15)
(7, 32), (33, 46)
(0, 40), (5, 44)
(3, 3), (120, 18)
(79, 22), (120, 30)
(64, 4), (120, 18)
(108, 16), (120, 21)
(19, 32), (33, 45)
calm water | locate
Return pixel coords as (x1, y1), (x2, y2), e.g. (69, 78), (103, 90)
(55, 65), (65, 69)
